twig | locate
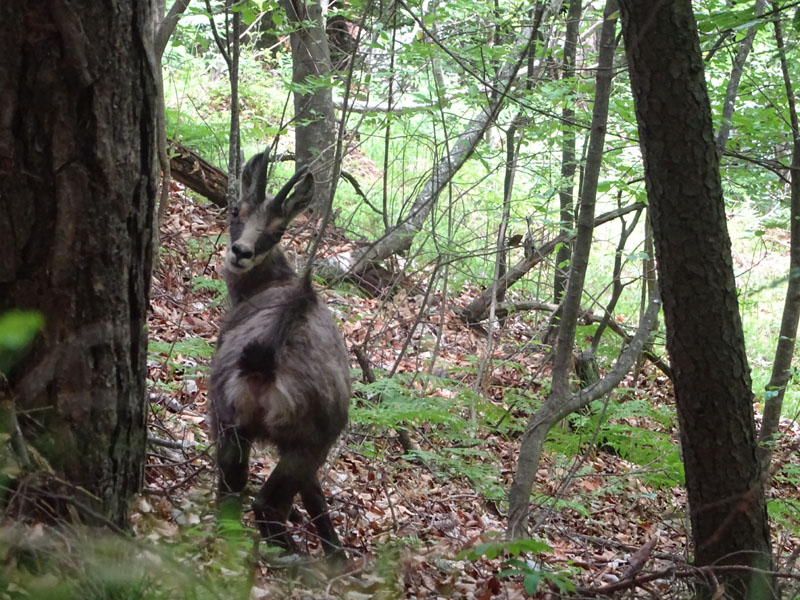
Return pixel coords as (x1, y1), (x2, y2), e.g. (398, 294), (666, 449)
(147, 436), (204, 451)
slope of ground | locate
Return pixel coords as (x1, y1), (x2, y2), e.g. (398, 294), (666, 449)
(140, 185), (800, 599)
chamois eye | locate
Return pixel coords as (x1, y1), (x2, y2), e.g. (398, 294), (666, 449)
(231, 206), (240, 218)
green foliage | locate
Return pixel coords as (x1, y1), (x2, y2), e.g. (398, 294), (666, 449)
(498, 558), (576, 596)
(166, 108), (228, 165)
(191, 276), (228, 308)
(695, 4), (764, 34)
(350, 372), (511, 499)
(458, 537), (551, 561)
(767, 497), (800, 538)
(549, 396), (684, 489)
(0, 310), (44, 375)
(0, 529), (237, 600)
(458, 537), (577, 595)
(148, 337), (215, 377)
(769, 461), (800, 538)
(149, 337), (214, 360)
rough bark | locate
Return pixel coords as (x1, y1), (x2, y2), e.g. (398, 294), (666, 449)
(0, 0), (156, 526)
(619, 1), (772, 597)
(507, 0), (618, 538)
(757, 2), (800, 474)
(280, 0), (337, 213)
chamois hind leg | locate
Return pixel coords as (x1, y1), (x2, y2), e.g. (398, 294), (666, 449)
(252, 456), (303, 553)
(216, 426), (252, 520)
(300, 473), (346, 565)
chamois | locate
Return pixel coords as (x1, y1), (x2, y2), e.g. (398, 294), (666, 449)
(209, 151), (350, 563)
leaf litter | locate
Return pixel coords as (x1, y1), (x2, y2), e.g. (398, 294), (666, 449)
(140, 184), (800, 598)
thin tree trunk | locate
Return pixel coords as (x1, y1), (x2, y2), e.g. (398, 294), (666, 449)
(155, 0), (192, 57)
(507, 288), (660, 537)
(552, 0), (582, 328)
(154, 0), (192, 243)
(715, 0), (769, 155)
(507, 0), (618, 537)
(226, 1), (242, 203)
(280, 0), (336, 212)
(590, 205), (642, 353)
(475, 125), (521, 394)
(757, 1), (800, 474)
(619, 1), (772, 597)
(206, 0), (242, 203)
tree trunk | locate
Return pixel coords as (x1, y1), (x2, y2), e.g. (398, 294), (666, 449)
(715, 0), (769, 155)
(757, 1), (800, 474)
(507, 0), (618, 537)
(168, 139), (229, 207)
(0, 1), (156, 527)
(552, 0), (582, 323)
(619, 2), (772, 597)
(280, 0), (337, 213)
(154, 0), (192, 239)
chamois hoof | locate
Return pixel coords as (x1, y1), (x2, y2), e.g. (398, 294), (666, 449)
(261, 548), (309, 567)
(325, 547), (349, 571)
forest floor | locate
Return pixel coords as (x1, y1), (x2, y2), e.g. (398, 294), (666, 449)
(141, 186), (800, 599)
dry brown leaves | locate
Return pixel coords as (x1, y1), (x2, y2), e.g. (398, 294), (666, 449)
(139, 185), (800, 599)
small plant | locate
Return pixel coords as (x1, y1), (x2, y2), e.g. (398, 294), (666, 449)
(148, 337), (214, 378)
(191, 276), (228, 308)
(458, 537), (577, 595)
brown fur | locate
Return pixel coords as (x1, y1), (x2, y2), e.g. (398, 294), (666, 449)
(209, 152), (350, 562)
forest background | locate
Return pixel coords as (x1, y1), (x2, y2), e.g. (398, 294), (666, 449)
(1, 0), (799, 598)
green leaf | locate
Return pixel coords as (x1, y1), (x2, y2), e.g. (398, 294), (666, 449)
(0, 310), (45, 374)
(696, 6), (758, 33)
(523, 572), (543, 594)
(457, 538), (550, 561)
(505, 539), (552, 555)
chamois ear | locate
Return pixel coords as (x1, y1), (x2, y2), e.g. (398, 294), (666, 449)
(267, 169), (316, 222)
(241, 152), (270, 205)
(282, 172), (315, 221)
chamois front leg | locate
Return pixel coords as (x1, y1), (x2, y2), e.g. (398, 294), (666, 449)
(216, 426), (252, 521)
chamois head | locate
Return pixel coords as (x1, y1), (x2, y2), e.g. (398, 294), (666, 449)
(225, 152), (315, 274)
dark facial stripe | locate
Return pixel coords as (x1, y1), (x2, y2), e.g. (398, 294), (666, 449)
(254, 231), (283, 256)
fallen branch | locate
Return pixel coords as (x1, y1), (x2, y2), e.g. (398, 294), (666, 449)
(493, 299), (672, 379)
(168, 140), (228, 207)
(460, 202), (646, 323)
